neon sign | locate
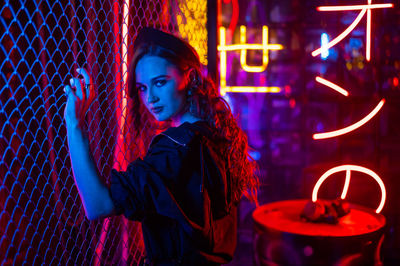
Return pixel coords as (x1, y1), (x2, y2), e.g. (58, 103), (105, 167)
(238, 26), (283, 72)
(312, 165), (386, 213)
(218, 26), (283, 96)
(312, 0), (394, 61)
(314, 76), (385, 139)
(313, 98), (385, 140)
(315, 76), (349, 96)
(309, 2), (393, 213)
(221, 0), (239, 36)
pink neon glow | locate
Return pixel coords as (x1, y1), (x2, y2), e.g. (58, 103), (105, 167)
(312, 8), (366, 57)
(121, 0), (129, 145)
(96, 1), (124, 263)
(317, 3), (393, 11)
(394, 77), (399, 87)
(121, 2), (130, 262)
(312, 165), (386, 213)
(315, 76), (349, 96)
(97, 1), (130, 264)
(313, 2), (393, 58)
(112, 0), (130, 171)
(222, 0), (239, 34)
(366, 0), (372, 61)
(313, 99), (385, 139)
(341, 170), (351, 199)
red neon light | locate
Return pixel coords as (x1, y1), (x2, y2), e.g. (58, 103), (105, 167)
(230, 0), (239, 33)
(96, 1), (130, 264)
(313, 1), (394, 61)
(366, 0), (372, 61)
(315, 76), (349, 96)
(312, 8), (366, 57)
(394, 77), (399, 87)
(121, 2), (130, 262)
(313, 99), (385, 139)
(317, 3), (393, 11)
(341, 169), (351, 199)
(312, 165), (386, 213)
(221, 0), (239, 34)
(112, 1), (129, 172)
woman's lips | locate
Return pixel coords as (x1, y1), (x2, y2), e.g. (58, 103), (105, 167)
(152, 106), (163, 114)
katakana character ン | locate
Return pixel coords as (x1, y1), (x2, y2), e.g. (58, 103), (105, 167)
(313, 76), (385, 139)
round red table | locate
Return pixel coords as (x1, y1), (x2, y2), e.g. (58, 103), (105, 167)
(252, 199), (385, 265)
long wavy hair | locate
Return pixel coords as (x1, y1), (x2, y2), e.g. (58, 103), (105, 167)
(127, 38), (259, 204)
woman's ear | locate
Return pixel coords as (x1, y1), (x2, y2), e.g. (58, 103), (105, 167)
(188, 68), (196, 79)
(187, 68), (200, 88)
(181, 68), (196, 91)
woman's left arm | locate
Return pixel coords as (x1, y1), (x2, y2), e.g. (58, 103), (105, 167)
(64, 68), (115, 220)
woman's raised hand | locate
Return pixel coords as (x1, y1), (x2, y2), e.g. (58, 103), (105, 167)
(64, 68), (95, 131)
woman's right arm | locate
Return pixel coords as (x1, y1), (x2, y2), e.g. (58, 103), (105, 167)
(64, 69), (115, 220)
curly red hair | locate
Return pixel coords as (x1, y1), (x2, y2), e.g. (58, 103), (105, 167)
(127, 39), (259, 204)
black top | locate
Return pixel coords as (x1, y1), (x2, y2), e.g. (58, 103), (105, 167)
(109, 121), (237, 265)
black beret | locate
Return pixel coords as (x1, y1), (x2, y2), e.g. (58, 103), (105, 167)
(133, 27), (200, 67)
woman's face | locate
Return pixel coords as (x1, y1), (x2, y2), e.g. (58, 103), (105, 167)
(135, 55), (187, 123)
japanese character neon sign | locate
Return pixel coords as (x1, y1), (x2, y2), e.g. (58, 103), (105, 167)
(312, 0), (393, 61)
(312, 165), (386, 213)
(313, 77), (385, 140)
(309, 1), (393, 213)
(315, 76), (349, 96)
(218, 26), (283, 96)
(313, 98), (385, 140)
(312, 76), (386, 210)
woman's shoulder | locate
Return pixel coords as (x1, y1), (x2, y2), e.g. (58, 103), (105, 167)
(151, 121), (213, 148)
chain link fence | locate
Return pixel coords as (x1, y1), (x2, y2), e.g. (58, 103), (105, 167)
(0, 0), (207, 264)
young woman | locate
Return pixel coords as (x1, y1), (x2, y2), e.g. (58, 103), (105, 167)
(64, 27), (258, 265)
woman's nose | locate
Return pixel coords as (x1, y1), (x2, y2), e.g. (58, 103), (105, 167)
(147, 90), (159, 103)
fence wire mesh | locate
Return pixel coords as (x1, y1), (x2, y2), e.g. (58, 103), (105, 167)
(0, 0), (207, 264)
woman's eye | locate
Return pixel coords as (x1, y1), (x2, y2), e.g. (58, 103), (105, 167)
(155, 79), (167, 87)
(137, 85), (146, 92)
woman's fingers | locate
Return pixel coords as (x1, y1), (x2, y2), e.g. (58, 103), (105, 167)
(77, 68), (90, 84)
(70, 77), (84, 100)
(66, 68), (95, 130)
(77, 68), (92, 100)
